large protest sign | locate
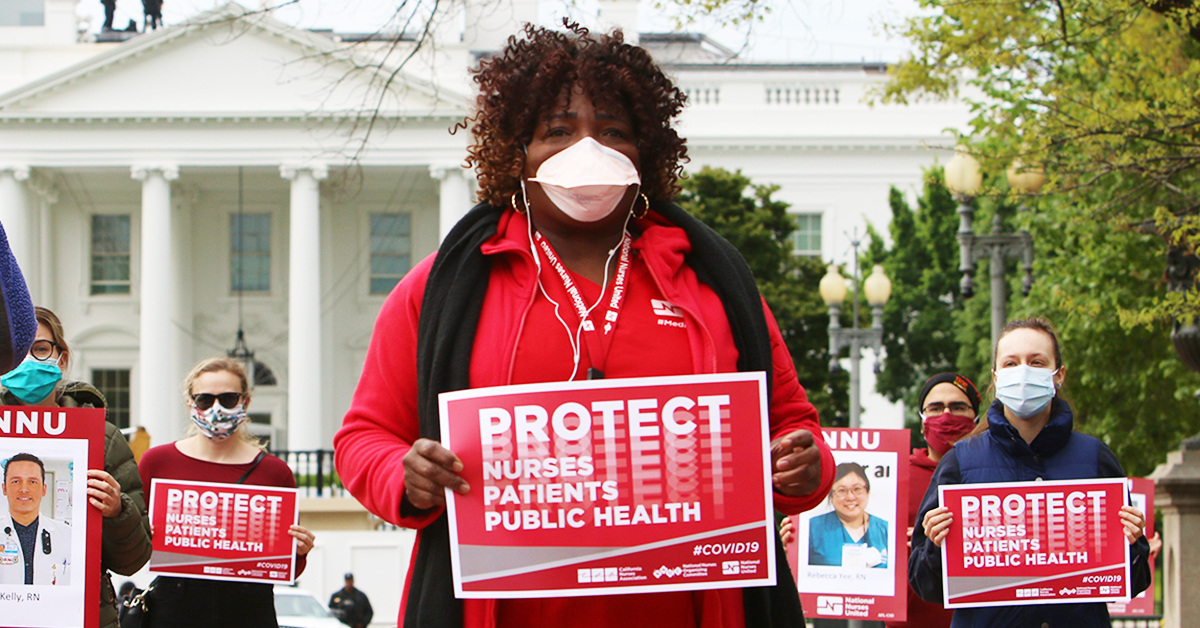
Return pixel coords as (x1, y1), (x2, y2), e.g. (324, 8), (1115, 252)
(1108, 478), (1155, 617)
(0, 407), (105, 628)
(786, 428), (908, 622)
(940, 478), (1130, 608)
(148, 479), (298, 584)
(439, 372), (775, 598)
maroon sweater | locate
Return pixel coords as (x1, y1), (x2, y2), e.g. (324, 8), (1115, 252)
(138, 443), (307, 576)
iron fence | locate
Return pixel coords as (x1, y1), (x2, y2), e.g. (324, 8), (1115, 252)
(1112, 616), (1162, 628)
(272, 449), (343, 498)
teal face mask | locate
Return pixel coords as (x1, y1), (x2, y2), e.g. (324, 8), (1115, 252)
(1, 356), (63, 404)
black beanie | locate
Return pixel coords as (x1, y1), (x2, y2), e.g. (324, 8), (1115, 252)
(917, 372), (981, 416)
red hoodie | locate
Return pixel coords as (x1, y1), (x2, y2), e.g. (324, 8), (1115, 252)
(335, 209), (836, 628)
(883, 447), (954, 628)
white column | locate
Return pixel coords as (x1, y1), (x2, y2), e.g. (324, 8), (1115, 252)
(430, 164), (472, 243)
(172, 185), (199, 393)
(281, 164), (328, 451)
(28, 176), (59, 309)
(132, 165), (180, 445)
(0, 166), (33, 276)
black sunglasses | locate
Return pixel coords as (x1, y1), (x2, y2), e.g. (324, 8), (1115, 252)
(191, 392), (243, 411)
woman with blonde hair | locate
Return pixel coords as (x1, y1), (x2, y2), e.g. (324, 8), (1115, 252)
(137, 356), (315, 628)
(0, 306), (151, 628)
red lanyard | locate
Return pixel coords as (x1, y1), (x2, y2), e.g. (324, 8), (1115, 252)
(534, 231), (632, 378)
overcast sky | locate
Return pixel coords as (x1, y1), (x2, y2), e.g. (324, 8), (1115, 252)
(77, 0), (921, 63)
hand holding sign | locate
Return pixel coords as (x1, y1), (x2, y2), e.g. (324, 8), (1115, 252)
(922, 506), (953, 547)
(403, 438), (469, 511)
(1118, 505), (1145, 543)
(770, 429), (822, 496)
(288, 524), (315, 556)
(86, 469), (123, 519)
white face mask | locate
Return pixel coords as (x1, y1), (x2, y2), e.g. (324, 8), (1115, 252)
(528, 137), (641, 222)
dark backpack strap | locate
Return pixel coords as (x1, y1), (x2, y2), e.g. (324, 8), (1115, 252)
(235, 451), (266, 485)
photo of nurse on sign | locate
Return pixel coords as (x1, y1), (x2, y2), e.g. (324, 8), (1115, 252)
(809, 462), (890, 569)
(1, 445), (84, 588)
(792, 447), (901, 598)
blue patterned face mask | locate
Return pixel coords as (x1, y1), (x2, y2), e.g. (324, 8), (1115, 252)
(189, 401), (248, 441)
(1, 355), (63, 404)
(995, 364), (1058, 419)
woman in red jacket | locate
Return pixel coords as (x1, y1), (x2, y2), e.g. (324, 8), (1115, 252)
(335, 22), (835, 628)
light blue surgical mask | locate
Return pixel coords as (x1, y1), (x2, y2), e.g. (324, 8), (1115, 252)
(994, 364), (1058, 419)
(1, 355), (63, 404)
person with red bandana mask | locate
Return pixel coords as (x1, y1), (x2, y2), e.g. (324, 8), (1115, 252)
(886, 373), (980, 628)
(780, 373), (978, 627)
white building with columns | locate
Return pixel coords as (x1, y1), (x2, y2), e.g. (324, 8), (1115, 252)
(0, 0), (971, 453)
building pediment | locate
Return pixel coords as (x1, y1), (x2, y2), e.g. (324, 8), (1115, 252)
(0, 2), (469, 121)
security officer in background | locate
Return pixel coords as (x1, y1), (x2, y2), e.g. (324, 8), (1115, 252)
(1, 453), (71, 585)
(329, 572), (373, 628)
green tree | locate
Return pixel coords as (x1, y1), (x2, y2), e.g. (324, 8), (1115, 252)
(880, 0), (1200, 323)
(862, 167), (991, 446)
(1005, 198), (1200, 476)
(879, 0), (1200, 472)
(677, 166), (850, 427)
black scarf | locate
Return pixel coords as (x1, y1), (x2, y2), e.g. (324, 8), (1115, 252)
(408, 201), (805, 627)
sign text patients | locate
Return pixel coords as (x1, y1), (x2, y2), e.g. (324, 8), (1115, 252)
(477, 395), (727, 532)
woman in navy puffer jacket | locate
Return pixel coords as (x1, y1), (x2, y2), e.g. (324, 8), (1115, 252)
(909, 317), (1151, 628)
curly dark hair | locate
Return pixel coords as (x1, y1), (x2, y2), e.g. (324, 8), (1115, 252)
(464, 22), (688, 206)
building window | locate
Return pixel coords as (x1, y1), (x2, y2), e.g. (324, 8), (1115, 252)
(92, 369), (131, 429)
(369, 213), (411, 295)
(231, 213), (271, 293)
(791, 213), (822, 257)
(91, 215), (132, 295)
(0, 0), (44, 26)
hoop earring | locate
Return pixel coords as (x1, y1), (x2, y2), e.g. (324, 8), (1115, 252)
(511, 192), (526, 214)
(632, 193), (650, 219)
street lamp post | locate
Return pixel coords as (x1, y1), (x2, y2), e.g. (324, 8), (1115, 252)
(820, 246), (892, 430)
(947, 150), (1043, 348)
(818, 251), (890, 628)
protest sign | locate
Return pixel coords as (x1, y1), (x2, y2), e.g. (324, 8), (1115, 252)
(0, 407), (105, 628)
(940, 478), (1130, 608)
(1108, 478), (1155, 617)
(439, 372), (775, 598)
(148, 479), (298, 584)
(787, 428), (909, 622)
